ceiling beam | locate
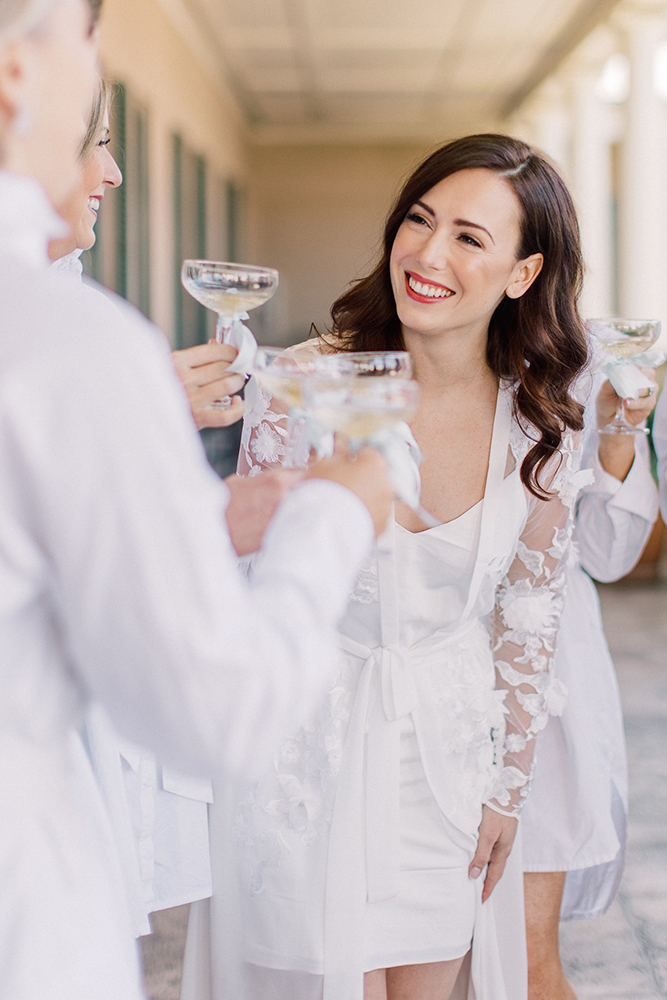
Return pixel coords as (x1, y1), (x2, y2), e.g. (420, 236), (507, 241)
(501, 0), (625, 116)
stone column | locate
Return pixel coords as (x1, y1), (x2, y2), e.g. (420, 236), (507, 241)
(617, 6), (667, 324)
(570, 65), (616, 317)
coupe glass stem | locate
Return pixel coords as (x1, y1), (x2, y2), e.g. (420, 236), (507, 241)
(210, 313), (236, 410)
(599, 396), (649, 435)
(216, 315), (234, 345)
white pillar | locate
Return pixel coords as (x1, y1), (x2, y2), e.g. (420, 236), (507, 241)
(531, 80), (572, 179)
(618, 10), (667, 324)
(570, 68), (615, 317)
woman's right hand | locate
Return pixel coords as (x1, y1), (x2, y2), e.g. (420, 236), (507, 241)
(307, 448), (394, 538)
(172, 342), (245, 429)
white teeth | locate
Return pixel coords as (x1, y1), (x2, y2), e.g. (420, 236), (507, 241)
(408, 275), (453, 299)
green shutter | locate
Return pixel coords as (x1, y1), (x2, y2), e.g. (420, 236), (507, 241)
(114, 83), (128, 300)
(196, 155), (208, 343)
(173, 132), (183, 349)
(226, 179), (238, 262)
(137, 106), (150, 318)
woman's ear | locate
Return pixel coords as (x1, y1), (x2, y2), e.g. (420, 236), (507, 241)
(0, 37), (34, 137)
(506, 253), (544, 300)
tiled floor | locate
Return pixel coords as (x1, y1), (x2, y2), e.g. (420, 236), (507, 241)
(141, 582), (667, 999)
(560, 582), (667, 1000)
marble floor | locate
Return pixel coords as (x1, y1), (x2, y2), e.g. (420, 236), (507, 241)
(140, 581), (667, 999)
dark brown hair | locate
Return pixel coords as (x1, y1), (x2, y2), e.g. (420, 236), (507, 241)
(328, 133), (588, 499)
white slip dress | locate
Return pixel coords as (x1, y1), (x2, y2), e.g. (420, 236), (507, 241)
(182, 376), (586, 1000)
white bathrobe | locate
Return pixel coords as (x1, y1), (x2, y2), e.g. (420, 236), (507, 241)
(0, 170), (373, 1000)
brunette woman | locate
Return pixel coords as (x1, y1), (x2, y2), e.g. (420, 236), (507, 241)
(183, 133), (591, 1000)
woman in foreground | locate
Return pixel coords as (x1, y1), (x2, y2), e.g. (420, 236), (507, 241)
(183, 134), (590, 1000)
(0, 1), (394, 995)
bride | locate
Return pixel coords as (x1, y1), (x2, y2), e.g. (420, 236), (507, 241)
(183, 133), (591, 1000)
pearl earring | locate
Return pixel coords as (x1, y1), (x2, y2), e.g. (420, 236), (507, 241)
(14, 106), (33, 137)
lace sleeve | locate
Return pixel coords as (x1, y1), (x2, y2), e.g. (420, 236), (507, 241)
(237, 377), (291, 476)
(487, 430), (587, 817)
(238, 340), (323, 476)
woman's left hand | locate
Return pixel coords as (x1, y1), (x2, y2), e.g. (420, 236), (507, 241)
(596, 369), (658, 429)
(469, 805), (518, 903)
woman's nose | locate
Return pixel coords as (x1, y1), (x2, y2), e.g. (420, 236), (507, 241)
(104, 150), (123, 189)
(415, 230), (448, 272)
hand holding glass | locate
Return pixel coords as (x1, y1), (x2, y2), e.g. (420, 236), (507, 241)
(589, 318), (661, 435)
(181, 260), (279, 409)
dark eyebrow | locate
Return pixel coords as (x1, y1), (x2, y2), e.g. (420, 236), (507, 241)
(413, 201), (495, 245)
(414, 200), (435, 217)
(454, 218), (495, 244)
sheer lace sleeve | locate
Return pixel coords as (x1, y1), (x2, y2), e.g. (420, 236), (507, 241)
(237, 340), (320, 476)
(487, 430), (587, 817)
(237, 378), (290, 476)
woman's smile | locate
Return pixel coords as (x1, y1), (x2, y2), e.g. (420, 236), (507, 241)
(405, 271), (456, 303)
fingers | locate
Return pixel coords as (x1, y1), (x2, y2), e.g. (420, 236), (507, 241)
(174, 343), (239, 368)
(481, 848), (509, 903)
(469, 807), (518, 902)
(194, 395), (244, 430)
(469, 826), (495, 883)
(191, 374), (245, 405)
(178, 361), (246, 390)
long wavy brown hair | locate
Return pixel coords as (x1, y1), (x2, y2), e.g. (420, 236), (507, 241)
(327, 133), (588, 499)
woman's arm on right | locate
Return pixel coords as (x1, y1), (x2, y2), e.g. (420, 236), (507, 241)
(576, 377), (658, 583)
(653, 386), (667, 524)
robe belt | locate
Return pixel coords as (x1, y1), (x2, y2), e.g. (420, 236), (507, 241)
(337, 620), (481, 905)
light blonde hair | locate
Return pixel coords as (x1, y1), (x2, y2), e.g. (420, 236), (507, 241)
(80, 78), (112, 161)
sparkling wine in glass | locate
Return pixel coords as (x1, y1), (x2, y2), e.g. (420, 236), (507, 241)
(253, 348), (414, 466)
(589, 318), (661, 435)
(302, 373), (419, 439)
(181, 261), (278, 410)
(181, 260), (279, 345)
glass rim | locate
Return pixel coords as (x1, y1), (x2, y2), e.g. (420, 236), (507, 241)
(587, 317), (661, 326)
(182, 259), (279, 279)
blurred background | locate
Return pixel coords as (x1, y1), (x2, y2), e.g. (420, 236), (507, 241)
(91, 0), (667, 563)
(88, 3), (667, 995)
(91, 0), (667, 350)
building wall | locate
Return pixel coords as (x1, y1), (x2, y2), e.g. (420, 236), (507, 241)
(96, 0), (248, 342)
(247, 143), (434, 345)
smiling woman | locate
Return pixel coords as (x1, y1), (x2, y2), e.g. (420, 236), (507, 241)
(48, 78), (122, 260)
(329, 133), (588, 500)
(187, 134), (592, 1000)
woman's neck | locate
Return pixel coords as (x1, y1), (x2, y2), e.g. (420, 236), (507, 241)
(403, 324), (496, 395)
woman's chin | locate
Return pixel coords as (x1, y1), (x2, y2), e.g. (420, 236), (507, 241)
(76, 229), (97, 252)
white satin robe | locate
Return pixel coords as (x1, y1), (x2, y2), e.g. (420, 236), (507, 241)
(50, 251), (215, 937)
(523, 382), (658, 919)
(0, 171), (374, 1000)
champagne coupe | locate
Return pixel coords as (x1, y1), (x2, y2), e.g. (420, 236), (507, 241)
(589, 318), (661, 435)
(253, 347), (319, 467)
(301, 374), (419, 440)
(181, 260), (279, 409)
(181, 260), (279, 345)
(253, 348), (414, 467)
(318, 350), (414, 380)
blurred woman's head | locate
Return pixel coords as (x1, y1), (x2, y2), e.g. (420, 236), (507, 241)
(0, 0), (100, 205)
(49, 78), (122, 259)
(329, 133), (589, 497)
